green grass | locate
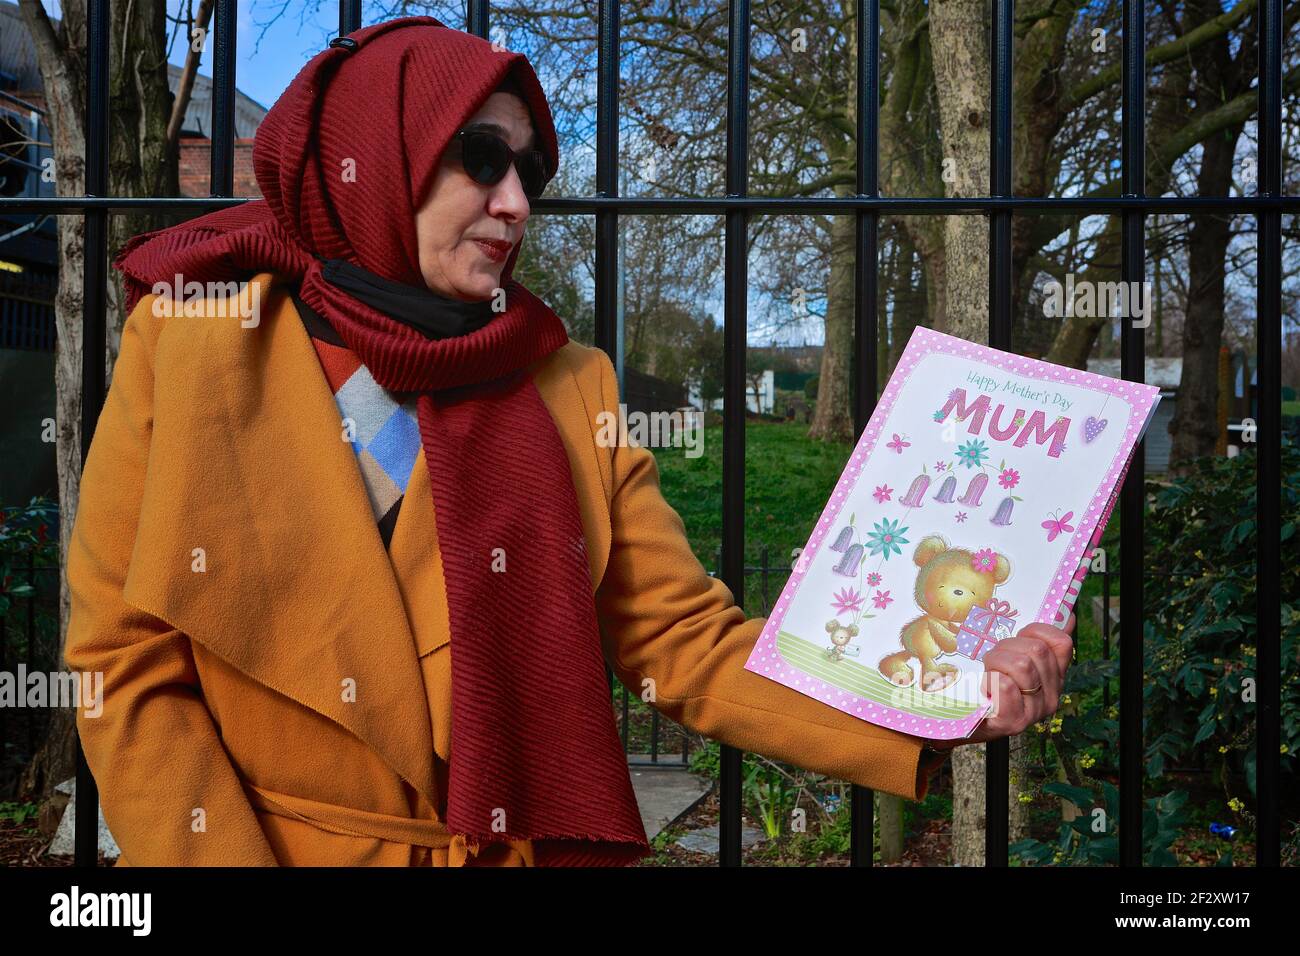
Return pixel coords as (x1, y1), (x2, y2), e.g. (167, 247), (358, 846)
(649, 420), (855, 614)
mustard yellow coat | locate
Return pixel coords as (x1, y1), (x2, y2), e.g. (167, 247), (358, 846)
(64, 272), (943, 867)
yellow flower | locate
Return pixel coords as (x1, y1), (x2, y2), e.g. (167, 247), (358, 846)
(1228, 797), (1244, 813)
(1062, 694), (1072, 705)
(1079, 753), (1096, 769)
(1282, 744), (1290, 755)
(1209, 687), (1218, 696)
(1018, 792), (1034, 804)
(1219, 745), (1229, 754)
(1194, 549), (1204, 560)
(1049, 716), (1063, 734)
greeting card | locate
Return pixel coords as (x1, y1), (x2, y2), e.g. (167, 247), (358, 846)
(743, 327), (1162, 741)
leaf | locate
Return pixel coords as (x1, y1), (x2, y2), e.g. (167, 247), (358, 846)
(1192, 719), (1217, 746)
(1011, 495), (1023, 502)
(1042, 782), (1096, 811)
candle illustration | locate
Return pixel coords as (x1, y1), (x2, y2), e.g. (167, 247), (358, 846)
(991, 496), (1015, 526)
(958, 472), (988, 506)
(899, 473), (930, 508)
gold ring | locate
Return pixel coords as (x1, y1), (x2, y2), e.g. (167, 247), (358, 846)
(1021, 684), (1043, 695)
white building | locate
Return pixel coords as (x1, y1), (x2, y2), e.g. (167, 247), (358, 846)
(687, 368), (775, 414)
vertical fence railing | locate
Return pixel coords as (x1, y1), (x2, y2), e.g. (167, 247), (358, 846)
(987, 0), (1014, 867)
(1256, 0), (1284, 867)
(0, 0), (1287, 869)
(1119, 0), (1148, 869)
(849, 0), (881, 867)
(72, 0), (110, 870)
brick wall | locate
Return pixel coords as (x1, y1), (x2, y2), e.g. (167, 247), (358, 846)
(179, 136), (260, 197)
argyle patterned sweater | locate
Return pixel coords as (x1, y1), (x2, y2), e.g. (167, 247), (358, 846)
(292, 290), (422, 547)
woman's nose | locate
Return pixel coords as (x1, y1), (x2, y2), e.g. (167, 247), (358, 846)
(487, 166), (531, 221)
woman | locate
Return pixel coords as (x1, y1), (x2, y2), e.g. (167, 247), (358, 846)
(64, 17), (1074, 867)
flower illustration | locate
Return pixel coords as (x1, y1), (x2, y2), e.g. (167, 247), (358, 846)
(935, 460), (949, 472)
(831, 586), (864, 615)
(998, 467), (1020, 489)
(866, 518), (909, 560)
(866, 571), (882, 587)
(955, 511), (968, 523)
(1012, 414), (1026, 428)
(971, 548), (998, 574)
(872, 484), (893, 503)
(932, 410), (945, 422)
(872, 589), (893, 610)
(948, 388), (962, 401)
(955, 439), (989, 469)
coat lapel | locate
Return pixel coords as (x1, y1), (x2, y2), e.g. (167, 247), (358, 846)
(121, 271), (438, 805)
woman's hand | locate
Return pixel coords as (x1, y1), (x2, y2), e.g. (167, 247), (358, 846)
(927, 612), (1076, 751)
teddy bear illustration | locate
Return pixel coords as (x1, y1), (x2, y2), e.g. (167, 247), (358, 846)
(825, 619), (860, 661)
(876, 534), (1011, 692)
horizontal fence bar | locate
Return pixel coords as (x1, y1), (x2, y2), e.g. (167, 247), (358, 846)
(5, 196), (1298, 215)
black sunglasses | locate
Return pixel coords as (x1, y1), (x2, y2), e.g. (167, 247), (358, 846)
(454, 128), (551, 200)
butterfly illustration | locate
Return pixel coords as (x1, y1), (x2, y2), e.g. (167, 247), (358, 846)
(886, 433), (911, 454)
(1042, 510), (1076, 542)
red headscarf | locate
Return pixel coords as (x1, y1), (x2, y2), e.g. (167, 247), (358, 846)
(114, 16), (650, 866)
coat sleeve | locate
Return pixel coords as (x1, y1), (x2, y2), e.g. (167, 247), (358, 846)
(63, 294), (280, 866)
(589, 349), (943, 802)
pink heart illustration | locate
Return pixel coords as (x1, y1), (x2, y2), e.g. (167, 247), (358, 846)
(1083, 416), (1108, 443)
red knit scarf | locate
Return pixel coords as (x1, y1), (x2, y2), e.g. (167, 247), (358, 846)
(114, 16), (649, 866)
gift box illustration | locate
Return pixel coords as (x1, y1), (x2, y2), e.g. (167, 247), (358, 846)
(954, 599), (1018, 661)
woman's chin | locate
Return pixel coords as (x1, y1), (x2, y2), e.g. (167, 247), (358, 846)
(458, 265), (505, 298)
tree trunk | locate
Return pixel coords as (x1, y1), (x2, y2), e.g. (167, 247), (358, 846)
(1167, 129), (1238, 471)
(929, 0), (1033, 864)
(16, 0), (178, 805)
(877, 789), (904, 863)
(18, 0), (90, 801)
(808, 201), (858, 442)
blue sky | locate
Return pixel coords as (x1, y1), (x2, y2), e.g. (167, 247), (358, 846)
(40, 0), (350, 110)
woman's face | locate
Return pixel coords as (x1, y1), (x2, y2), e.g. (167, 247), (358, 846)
(415, 92), (537, 301)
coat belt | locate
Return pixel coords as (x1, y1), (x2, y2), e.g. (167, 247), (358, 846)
(242, 780), (481, 866)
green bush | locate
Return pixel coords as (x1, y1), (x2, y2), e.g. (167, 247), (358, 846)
(1141, 441), (1299, 795)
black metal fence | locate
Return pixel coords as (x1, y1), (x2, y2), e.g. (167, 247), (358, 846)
(0, 0), (1288, 868)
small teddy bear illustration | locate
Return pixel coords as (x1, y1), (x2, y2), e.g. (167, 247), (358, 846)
(825, 618), (859, 661)
(876, 534), (1011, 692)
